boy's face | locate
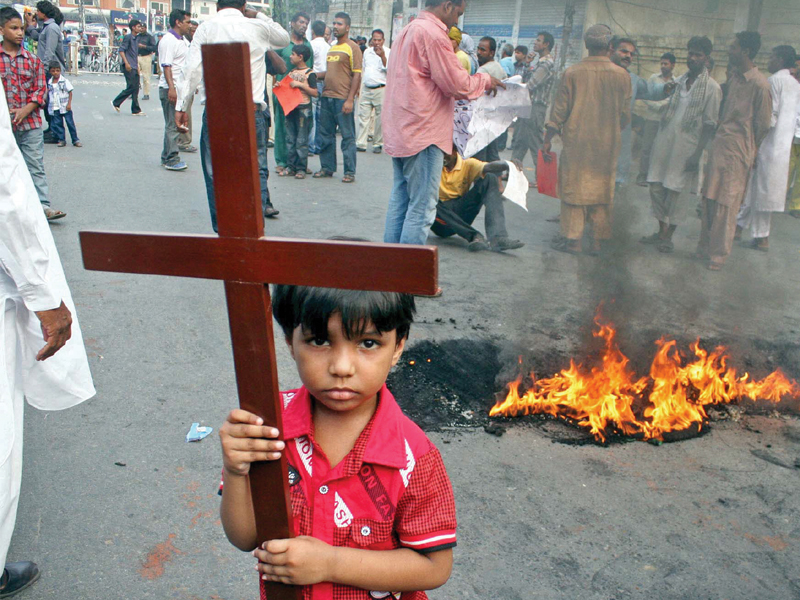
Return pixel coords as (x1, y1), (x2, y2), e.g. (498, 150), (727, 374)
(286, 313), (405, 414)
(290, 51), (301, 66)
(1, 18), (25, 46)
(49, 67), (61, 79)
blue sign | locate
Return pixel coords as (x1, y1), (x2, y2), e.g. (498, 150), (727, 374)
(110, 10), (146, 27)
(462, 24), (514, 38)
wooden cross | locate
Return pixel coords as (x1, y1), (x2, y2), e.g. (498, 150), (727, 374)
(79, 43), (437, 600)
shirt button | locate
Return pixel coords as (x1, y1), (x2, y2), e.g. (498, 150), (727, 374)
(360, 525), (371, 537)
(319, 485), (329, 495)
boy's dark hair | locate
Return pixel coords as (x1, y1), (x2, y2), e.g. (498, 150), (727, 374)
(311, 19), (326, 36)
(611, 35), (637, 52)
(36, 1), (57, 20)
(273, 286), (416, 343)
(291, 11), (310, 23)
(169, 9), (190, 28)
(292, 43), (311, 63)
(48, 60), (61, 70)
(660, 52), (676, 64)
(129, 19), (142, 29)
(53, 6), (63, 25)
(515, 44), (528, 56)
(537, 31), (554, 51)
(773, 45), (797, 69)
(735, 31), (761, 59)
(334, 11), (350, 26)
(218, 0), (246, 10)
(687, 35), (713, 57)
(0, 7), (22, 27)
(480, 36), (496, 54)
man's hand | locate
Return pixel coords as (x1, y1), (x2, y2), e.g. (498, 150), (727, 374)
(24, 12), (35, 27)
(525, 51), (535, 64)
(685, 153), (702, 172)
(244, 6), (259, 18)
(542, 140), (553, 162)
(175, 110), (189, 132)
(125, 63), (132, 72)
(34, 301), (72, 361)
(255, 537), (335, 585)
(66, 102), (71, 112)
(664, 81), (677, 95)
(487, 77), (506, 97)
(289, 80), (302, 88)
(9, 107), (32, 126)
(374, 44), (385, 58)
(342, 99), (354, 114)
(168, 87), (177, 104)
(220, 409), (285, 477)
(511, 158), (523, 171)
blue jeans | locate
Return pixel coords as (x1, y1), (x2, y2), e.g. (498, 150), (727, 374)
(201, 108), (272, 232)
(383, 145), (444, 245)
(285, 105), (312, 172)
(308, 81), (324, 153)
(48, 110), (79, 144)
(318, 96), (357, 176)
(13, 127), (50, 207)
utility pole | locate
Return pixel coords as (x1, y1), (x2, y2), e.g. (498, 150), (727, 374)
(372, 0), (391, 43)
(746, 0), (763, 30)
(558, 0), (576, 73)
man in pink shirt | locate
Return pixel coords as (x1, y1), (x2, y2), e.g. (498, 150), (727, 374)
(382, 0), (503, 256)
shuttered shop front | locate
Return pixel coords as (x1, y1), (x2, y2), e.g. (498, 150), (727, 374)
(461, 0), (517, 49)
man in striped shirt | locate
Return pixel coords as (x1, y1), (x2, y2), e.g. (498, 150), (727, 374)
(512, 31), (556, 187)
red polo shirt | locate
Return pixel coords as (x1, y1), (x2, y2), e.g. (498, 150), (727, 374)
(221, 384), (458, 600)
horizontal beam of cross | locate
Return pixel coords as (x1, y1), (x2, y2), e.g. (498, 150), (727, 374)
(80, 232), (439, 295)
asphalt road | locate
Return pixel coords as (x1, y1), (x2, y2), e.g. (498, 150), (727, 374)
(8, 74), (800, 600)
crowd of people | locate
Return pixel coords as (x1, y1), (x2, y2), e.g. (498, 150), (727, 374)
(5, 0), (800, 596)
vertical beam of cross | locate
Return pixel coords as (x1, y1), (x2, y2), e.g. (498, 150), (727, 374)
(202, 43), (296, 600)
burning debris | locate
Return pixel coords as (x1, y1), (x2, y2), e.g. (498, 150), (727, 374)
(490, 316), (800, 443)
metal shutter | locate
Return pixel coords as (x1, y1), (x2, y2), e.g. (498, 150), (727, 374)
(462, 0), (517, 41)
(518, 0), (587, 67)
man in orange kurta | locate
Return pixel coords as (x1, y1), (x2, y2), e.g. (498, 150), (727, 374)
(544, 24), (632, 255)
(699, 31), (772, 270)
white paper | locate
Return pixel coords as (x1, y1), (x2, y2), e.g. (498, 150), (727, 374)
(502, 161), (529, 211)
(453, 75), (532, 158)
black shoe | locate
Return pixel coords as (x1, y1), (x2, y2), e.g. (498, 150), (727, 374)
(267, 140), (274, 148)
(0, 562), (41, 598)
(372, 146), (382, 154)
(264, 206), (280, 219)
(43, 134), (58, 144)
(357, 147), (367, 152)
(467, 235), (489, 252)
(491, 237), (524, 252)
(142, 94), (149, 100)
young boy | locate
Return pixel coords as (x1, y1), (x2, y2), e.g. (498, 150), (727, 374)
(284, 44), (317, 179)
(46, 61), (81, 147)
(219, 286), (456, 599)
(0, 7), (65, 221)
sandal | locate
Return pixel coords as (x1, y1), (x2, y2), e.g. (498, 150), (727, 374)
(313, 170), (334, 178)
(342, 174), (355, 183)
(279, 169), (295, 177)
(44, 208), (67, 221)
(295, 171), (306, 179)
(550, 237), (581, 255)
(708, 261), (723, 271)
(275, 166), (286, 176)
(640, 233), (662, 245)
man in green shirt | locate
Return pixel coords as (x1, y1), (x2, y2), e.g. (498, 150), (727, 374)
(273, 11), (312, 175)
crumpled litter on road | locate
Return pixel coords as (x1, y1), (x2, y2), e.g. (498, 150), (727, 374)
(186, 422), (213, 442)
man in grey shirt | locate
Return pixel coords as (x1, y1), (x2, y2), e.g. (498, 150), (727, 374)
(111, 19), (145, 115)
(24, 1), (65, 70)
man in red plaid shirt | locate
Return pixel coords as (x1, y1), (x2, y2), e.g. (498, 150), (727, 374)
(0, 7), (65, 221)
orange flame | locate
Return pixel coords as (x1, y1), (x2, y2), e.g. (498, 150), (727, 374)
(489, 317), (800, 442)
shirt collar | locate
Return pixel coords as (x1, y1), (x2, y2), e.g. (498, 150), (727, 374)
(584, 56), (611, 63)
(282, 384), (408, 469)
(168, 28), (181, 39)
(742, 66), (760, 81)
(444, 154), (464, 172)
(418, 9), (447, 32)
(217, 8), (245, 17)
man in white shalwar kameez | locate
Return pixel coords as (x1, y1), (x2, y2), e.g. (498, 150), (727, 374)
(737, 45), (800, 251)
(642, 36), (722, 253)
(0, 77), (94, 596)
